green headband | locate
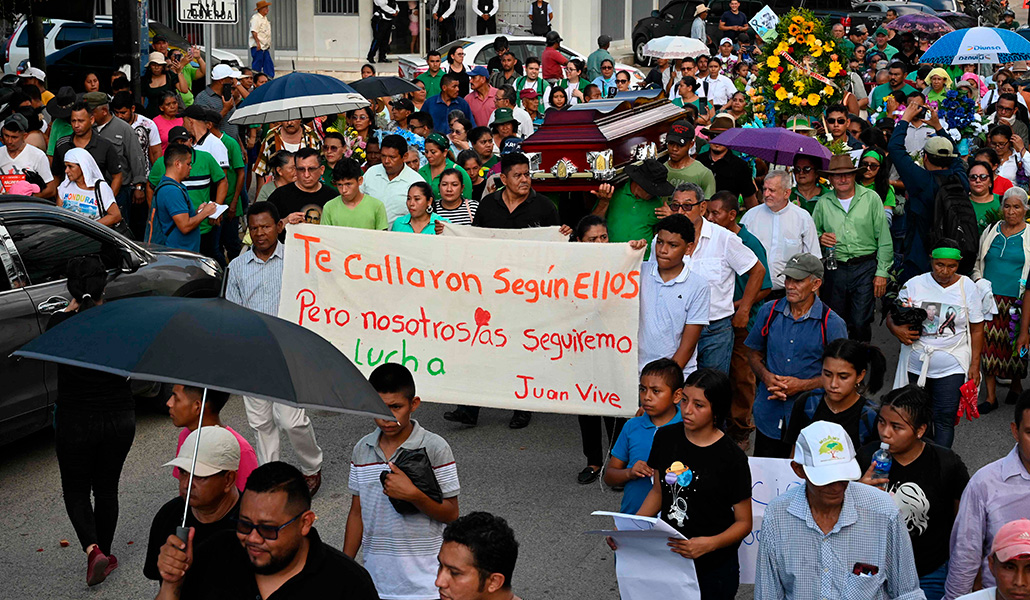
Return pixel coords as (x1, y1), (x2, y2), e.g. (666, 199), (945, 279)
(427, 133), (449, 150)
(931, 247), (962, 260)
(862, 149), (883, 163)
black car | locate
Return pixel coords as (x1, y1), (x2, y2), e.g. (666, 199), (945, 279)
(19, 39), (114, 97)
(0, 197), (223, 444)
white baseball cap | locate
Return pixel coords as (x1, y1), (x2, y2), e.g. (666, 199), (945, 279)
(163, 426), (240, 476)
(719, 37), (733, 46)
(793, 421), (861, 486)
(211, 63), (235, 81)
(18, 66), (45, 81)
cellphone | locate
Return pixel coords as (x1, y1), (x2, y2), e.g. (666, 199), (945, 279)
(853, 562), (880, 576)
(222, 86), (234, 101)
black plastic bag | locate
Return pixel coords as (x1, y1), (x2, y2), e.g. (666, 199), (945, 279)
(380, 447), (443, 515)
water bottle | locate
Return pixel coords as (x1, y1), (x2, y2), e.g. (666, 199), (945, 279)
(871, 442), (892, 480)
(824, 245), (838, 271)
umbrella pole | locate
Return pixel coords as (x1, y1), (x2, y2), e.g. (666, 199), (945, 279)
(176, 388), (208, 544)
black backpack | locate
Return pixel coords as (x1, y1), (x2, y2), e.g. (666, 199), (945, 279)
(929, 172), (977, 275)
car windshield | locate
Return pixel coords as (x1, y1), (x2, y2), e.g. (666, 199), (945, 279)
(438, 39), (474, 59)
(893, 3), (933, 13)
(909, 0), (950, 9)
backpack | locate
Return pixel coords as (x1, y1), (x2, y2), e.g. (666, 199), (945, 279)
(146, 180), (191, 245)
(760, 298), (832, 343)
(929, 172), (978, 275)
(800, 391), (879, 447)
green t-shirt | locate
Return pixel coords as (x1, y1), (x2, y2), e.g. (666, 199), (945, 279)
(791, 184), (830, 215)
(666, 160), (716, 199)
(859, 180), (897, 208)
(872, 44), (898, 60)
(603, 182), (662, 260)
(149, 148), (226, 234)
(416, 70), (444, 99)
(179, 63), (198, 107)
(870, 83), (917, 112)
(973, 194), (1001, 234)
(321, 194), (388, 230)
(419, 159), (473, 201)
(47, 118), (73, 157)
(217, 132), (246, 216)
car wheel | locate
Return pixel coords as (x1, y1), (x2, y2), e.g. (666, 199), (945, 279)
(634, 38), (653, 67)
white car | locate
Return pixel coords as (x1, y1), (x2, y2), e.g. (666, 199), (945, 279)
(396, 35), (645, 88)
(3, 16), (243, 75)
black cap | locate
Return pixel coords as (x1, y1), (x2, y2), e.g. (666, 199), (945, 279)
(666, 119), (695, 146)
(181, 104), (219, 124)
(390, 97), (415, 112)
(153, 34), (167, 44)
(167, 125), (191, 142)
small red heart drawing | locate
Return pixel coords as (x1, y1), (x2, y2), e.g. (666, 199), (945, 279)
(474, 307), (491, 327)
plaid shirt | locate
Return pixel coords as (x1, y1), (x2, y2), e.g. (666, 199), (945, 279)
(252, 124), (322, 177)
(755, 482), (925, 600)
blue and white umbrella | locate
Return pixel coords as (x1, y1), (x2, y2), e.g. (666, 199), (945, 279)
(919, 27), (1030, 65)
(228, 71), (369, 125)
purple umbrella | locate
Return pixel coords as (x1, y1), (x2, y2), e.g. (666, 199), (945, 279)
(707, 127), (832, 169)
(885, 13), (954, 35)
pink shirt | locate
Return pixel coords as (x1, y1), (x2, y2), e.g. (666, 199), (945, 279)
(464, 86), (497, 128)
(173, 425), (258, 492)
(154, 114), (184, 153)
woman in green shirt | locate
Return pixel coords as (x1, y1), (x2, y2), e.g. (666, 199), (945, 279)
(556, 58), (590, 104)
(392, 181), (449, 234)
(969, 161), (1001, 234)
(672, 76), (707, 114)
(857, 148), (897, 225)
(419, 133), (472, 200)
(923, 68), (953, 107)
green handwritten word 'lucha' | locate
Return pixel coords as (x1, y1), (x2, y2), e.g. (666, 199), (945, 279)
(353, 338), (446, 376)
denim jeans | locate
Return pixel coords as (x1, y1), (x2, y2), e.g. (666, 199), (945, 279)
(909, 372), (964, 448)
(697, 316), (733, 374)
(55, 408), (136, 554)
(919, 561), (948, 600)
(823, 256), (877, 342)
(200, 226), (226, 267)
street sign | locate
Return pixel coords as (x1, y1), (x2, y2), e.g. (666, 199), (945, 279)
(178, 0), (239, 24)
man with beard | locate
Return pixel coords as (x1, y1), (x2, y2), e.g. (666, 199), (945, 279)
(155, 461), (378, 599)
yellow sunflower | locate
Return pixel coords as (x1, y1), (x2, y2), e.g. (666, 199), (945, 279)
(802, 21), (815, 33)
(766, 55), (781, 68)
(806, 34), (816, 45)
(795, 35), (807, 45)
(776, 87), (789, 100)
(823, 85), (834, 96)
(775, 41), (789, 55)
(807, 93), (821, 106)
(789, 23), (802, 36)
(828, 61), (842, 77)
(811, 45), (824, 58)
(794, 79), (806, 90)
(791, 15), (804, 23)
(769, 71), (780, 84)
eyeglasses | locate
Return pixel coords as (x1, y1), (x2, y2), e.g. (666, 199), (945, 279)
(353, 114), (370, 121)
(826, 117), (848, 125)
(795, 166), (815, 173)
(859, 161), (880, 169)
(969, 173), (991, 181)
(296, 166), (322, 173)
(990, 140), (1009, 149)
(669, 200), (704, 211)
(234, 512), (305, 541)
(998, 104), (1016, 113)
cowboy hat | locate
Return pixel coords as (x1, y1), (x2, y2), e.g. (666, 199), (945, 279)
(625, 158), (675, 198)
(695, 4), (710, 15)
(700, 113), (736, 138)
(818, 154), (865, 177)
(255, 0), (271, 9)
(45, 86), (77, 120)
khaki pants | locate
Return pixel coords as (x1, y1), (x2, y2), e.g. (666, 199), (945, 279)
(728, 326), (756, 441)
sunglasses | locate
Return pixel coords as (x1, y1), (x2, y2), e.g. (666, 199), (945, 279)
(795, 166), (815, 173)
(826, 118), (848, 125)
(669, 200), (704, 211)
(234, 512), (305, 540)
(616, 78), (629, 83)
(969, 173), (991, 181)
(859, 161), (880, 169)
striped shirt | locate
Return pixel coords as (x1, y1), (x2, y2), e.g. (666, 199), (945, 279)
(431, 198), (479, 226)
(349, 420), (459, 600)
(225, 242), (284, 316)
(755, 481), (925, 600)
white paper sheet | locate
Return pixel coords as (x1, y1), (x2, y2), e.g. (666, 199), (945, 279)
(207, 203), (230, 220)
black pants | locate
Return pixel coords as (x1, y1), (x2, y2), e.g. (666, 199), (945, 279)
(697, 557), (740, 600)
(754, 428), (792, 459)
(460, 405), (530, 423)
(55, 408), (136, 554)
(200, 227), (226, 267)
(368, 16), (393, 62)
(438, 17), (456, 45)
(822, 256), (877, 342)
(476, 15), (496, 35)
(577, 415), (626, 466)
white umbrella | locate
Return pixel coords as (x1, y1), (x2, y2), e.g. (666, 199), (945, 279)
(642, 36), (710, 59)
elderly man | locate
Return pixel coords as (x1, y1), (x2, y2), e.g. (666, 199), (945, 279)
(746, 253), (847, 457)
(144, 426), (241, 581)
(591, 158), (675, 260)
(489, 86), (534, 139)
(741, 170), (820, 297)
(193, 63), (247, 144)
(691, 4), (709, 43)
(812, 155), (893, 343)
(873, 27), (898, 59)
(465, 66), (498, 127)
(85, 92), (149, 217)
(250, 1), (274, 76)
(361, 134), (424, 227)
(956, 519), (1030, 600)
(755, 421), (925, 600)
(425, 73), (475, 135)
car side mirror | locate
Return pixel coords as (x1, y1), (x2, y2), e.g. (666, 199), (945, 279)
(652, 9), (660, 17)
(120, 248), (141, 274)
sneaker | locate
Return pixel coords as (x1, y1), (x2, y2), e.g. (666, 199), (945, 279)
(443, 408), (478, 426)
(978, 401), (998, 415)
(508, 411), (531, 429)
(304, 470), (322, 498)
(86, 546), (110, 587)
(103, 555), (118, 577)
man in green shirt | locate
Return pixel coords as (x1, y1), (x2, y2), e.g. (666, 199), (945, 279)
(812, 155), (892, 342)
(870, 62), (917, 111)
(585, 34), (614, 82)
(872, 28), (898, 60)
(416, 51), (444, 99)
(591, 158), (675, 260)
(148, 126), (227, 241)
(210, 119), (246, 261)
(321, 158), (388, 229)
(664, 120), (716, 198)
(45, 87), (76, 157)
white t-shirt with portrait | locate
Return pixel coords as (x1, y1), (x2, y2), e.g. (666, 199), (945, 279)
(57, 179), (116, 221)
(898, 273), (984, 379)
(0, 144), (53, 190)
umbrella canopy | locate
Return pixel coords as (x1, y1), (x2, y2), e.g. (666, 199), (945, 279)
(937, 12), (977, 30)
(14, 297), (392, 420)
(642, 36), (710, 59)
(885, 13), (954, 35)
(708, 127), (832, 169)
(349, 76), (420, 99)
(228, 71), (369, 126)
(921, 26), (1030, 64)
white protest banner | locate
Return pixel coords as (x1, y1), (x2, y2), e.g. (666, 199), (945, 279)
(738, 457), (805, 583)
(279, 224), (642, 416)
(439, 221), (567, 242)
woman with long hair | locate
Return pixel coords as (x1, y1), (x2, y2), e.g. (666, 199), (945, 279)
(51, 255), (136, 587)
(393, 180), (448, 234)
(968, 160), (1001, 233)
(56, 148), (123, 228)
(547, 87), (569, 112)
(446, 45), (471, 97)
(141, 52), (188, 118)
(857, 148), (897, 224)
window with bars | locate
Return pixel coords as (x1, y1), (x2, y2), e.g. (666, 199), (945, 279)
(316, 0), (359, 15)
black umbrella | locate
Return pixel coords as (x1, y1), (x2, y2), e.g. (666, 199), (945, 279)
(348, 76), (420, 99)
(14, 296), (392, 540)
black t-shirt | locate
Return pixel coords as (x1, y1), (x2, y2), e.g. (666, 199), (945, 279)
(51, 133), (123, 184)
(857, 441), (969, 576)
(267, 182), (339, 241)
(143, 494), (241, 580)
(783, 391), (879, 453)
(487, 55), (524, 77)
(448, 65), (471, 98)
(180, 527), (378, 599)
(698, 151), (757, 200)
(647, 426), (752, 572)
(46, 310), (134, 412)
(473, 189), (560, 229)
(720, 10), (749, 28)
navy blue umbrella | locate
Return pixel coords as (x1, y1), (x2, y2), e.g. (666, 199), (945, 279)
(228, 71), (370, 125)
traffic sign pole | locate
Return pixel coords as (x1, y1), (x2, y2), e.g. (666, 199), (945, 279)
(205, 24), (213, 85)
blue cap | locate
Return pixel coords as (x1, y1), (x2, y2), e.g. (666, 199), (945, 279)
(500, 136), (522, 155)
(469, 65), (489, 78)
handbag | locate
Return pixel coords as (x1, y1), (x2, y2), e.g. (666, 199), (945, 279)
(379, 447), (443, 515)
(94, 181), (134, 239)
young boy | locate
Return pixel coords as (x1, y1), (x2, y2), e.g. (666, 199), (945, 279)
(345, 363), (460, 600)
(166, 385), (259, 491)
(638, 214), (711, 378)
(604, 358), (684, 514)
(321, 157), (389, 229)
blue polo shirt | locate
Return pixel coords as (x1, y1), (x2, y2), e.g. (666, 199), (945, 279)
(610, 407), (683, 514)
(744, 297), (846, 439)
(423, 94), (476, 134)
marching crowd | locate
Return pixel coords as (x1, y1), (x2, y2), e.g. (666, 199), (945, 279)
(7, 1), (1030, 598)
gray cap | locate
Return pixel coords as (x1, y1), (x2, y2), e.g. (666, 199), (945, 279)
(2, 112), (28, 132)
(782, 252), (824, 280)
(598, 34), (612, 46)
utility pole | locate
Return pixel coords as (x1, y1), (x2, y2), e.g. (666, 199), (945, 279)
(26, 8), (43, 74)
(113, 0), (142, 100)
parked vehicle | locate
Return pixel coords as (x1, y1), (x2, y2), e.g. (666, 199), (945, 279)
(4, 16), (242, 75)
(396, 34), (646, 89)
(0, 197), (223, 444)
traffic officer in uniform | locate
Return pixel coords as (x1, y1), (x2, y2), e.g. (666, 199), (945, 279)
(368, 0), (397, 64)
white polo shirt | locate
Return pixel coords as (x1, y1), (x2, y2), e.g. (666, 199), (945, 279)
(638, 260), (711, 377)
(193, 133), (230, 169)
(360, 164), (425, 226)
(740, 201), (820, 290)
(683, 219), (758, 321)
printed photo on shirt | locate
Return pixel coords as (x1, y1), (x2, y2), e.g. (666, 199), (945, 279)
(302, 204), (323, 224)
